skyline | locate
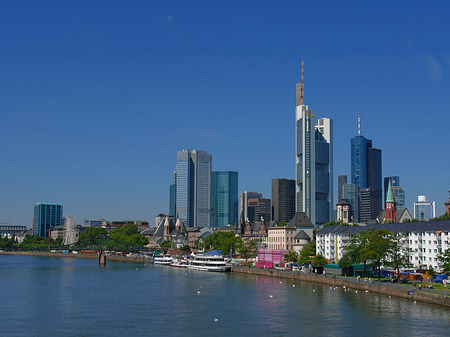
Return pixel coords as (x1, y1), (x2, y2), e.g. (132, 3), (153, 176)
(1, 1), (450, 225)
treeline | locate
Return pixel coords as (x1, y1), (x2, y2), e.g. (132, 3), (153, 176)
(0, 224), (148, 251)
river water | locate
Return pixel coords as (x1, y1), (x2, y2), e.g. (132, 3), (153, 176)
(1, 255), (449, 336)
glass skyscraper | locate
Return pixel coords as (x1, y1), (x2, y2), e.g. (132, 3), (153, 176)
(33, 203), (63, 237)
(295, 61), (333, 226)
(211, 171), (238, 228)
(351, 133), (382, 223)
(342, 183), (359, 223)
(175, 150), (211, 227)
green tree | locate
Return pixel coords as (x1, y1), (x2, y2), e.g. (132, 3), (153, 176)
(430, 213), (450, 221)
(338, 252), (353, 271)
(385, 232), (412, 283)
(343, 228), (379, 277)
(298, 240), (316, 265)
(284, 250), (299, 264)
(367, 229), (391, 281)
(203, 231), (237, 255)
(180, 244), (191, 254)
(312, 254), (328, 267)
(79, 227), (108, 242)
(160, 240), (172, 251)
(322, 220), (344, 228)
(438, 248), (450, 274)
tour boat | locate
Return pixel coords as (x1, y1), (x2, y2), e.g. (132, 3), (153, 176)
(153, 255), (173, 265)
(188, 254), (230, 272)
(170, 258), (189, 268)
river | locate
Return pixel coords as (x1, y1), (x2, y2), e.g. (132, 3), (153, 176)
(1, 255), (449, 336)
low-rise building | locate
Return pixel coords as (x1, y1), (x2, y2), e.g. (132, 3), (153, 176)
(316, 220), (450, 270)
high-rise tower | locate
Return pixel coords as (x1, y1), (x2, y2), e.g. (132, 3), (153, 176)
(351, 116), (382, 223)
(175, 149), (212, 227)
(295, 60), (333, 226)
(211, 171), (238, 228)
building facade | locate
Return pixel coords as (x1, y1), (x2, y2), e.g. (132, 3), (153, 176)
(316, 221), (450, 270)
(414, 195), (436, 221)
(240, 191), (262, 222)
(211, 171), (238, 228)
(337, 175), (347, 203)
(295, 61), (333, 226)
(342, 183), (359, 223)
(271, 178), (295, 223)
(350, 125), (382, 223)
(0, 224), (27, 238)
(247, 198), (271, 223)
(33, 203), (63, 237)
(175, 149), (212, 227)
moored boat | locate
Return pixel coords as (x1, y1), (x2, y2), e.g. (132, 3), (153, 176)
(188, 254), (230, 272)
(170, 258), (189, 268)
(153, 255), (173, 265)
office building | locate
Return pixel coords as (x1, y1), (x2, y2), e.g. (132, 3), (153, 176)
(350, 115), (382, 223)
(33, 203), (63, 237)
(272, 178), (295, 223)
(175, 149), (212, 227)
(342, 183), (359, 223)
(295, 60), (333, 226)
(337, 175), (347, 203)
(83, 219), (107, 227)
(240, 191), (262, 221)
(169, 171), (176, 217)
(247, 198), (271, 223)
(211, 171), (238, 228)
(414, 195), (436, 221)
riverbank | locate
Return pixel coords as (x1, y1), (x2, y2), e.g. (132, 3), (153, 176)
(232, 266), (450, 308)
(0, 251), (150, 264)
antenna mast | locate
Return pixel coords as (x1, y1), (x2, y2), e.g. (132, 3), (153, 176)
(358, 114), (361, 136)
(301, 59), (304, 102)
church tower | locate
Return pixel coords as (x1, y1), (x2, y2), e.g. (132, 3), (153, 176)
(384, 180), (396, 223)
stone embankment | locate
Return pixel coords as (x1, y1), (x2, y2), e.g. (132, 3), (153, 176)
(232, 266), (450, 308)
(0, 251), (150, 264)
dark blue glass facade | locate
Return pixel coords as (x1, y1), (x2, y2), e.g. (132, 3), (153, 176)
(211, 171), (238, 228)
(350, 135), (382, 222)
(32, 203), (63, 237)
(351, 136), (368, 190)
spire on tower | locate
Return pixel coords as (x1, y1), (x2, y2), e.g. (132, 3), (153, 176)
(358, 114), (361, 136)
(301, 59), (304, 101)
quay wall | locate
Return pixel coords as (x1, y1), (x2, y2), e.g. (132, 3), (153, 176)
(232, 266), (450, 308)
(0, 251), (150, 264)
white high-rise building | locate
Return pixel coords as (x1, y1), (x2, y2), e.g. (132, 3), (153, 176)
(295, 60), (333, 226)
(414, 195), (436, 221)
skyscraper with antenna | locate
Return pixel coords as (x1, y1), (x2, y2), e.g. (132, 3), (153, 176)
(350, 115), (382, 223)
(295, 60), (333, 226)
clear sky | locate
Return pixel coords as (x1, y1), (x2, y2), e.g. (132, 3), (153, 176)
(1, 1), (450, 226)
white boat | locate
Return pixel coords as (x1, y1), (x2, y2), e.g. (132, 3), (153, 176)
(153, 255), (173, 265)
(170, 258), (189, 268)
(188, 254), (230, 272)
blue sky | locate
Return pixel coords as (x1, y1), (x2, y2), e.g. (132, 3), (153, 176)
(1, 1), (450, 226)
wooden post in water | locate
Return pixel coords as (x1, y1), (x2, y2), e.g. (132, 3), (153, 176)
(99, 251), (106, 266)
